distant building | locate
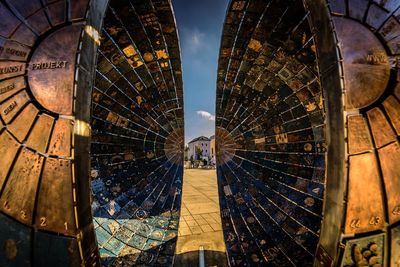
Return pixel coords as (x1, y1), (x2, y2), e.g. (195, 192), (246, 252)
(210, 135), (216, 164)
(188, 136), (211, 160)
(184, 145), (189, 161)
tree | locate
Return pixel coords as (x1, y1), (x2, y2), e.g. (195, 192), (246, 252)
(195, 146), (203, 160)
(184, 146), (189, 161)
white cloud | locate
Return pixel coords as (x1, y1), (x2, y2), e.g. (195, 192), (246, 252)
(197, 110), (215, 121)
(185, 28), (206, 54)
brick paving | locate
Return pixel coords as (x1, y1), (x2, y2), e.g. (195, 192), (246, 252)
(175, 169), (226, 254)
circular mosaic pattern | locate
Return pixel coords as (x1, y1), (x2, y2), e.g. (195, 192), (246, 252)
(89, 1), (184, 266)
(216, 1), (326, 266)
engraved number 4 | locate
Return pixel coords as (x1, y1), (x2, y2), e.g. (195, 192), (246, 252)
(393, 205), (400, 215)
(369, 216), (380, 226)
(350, 219), (361, 228)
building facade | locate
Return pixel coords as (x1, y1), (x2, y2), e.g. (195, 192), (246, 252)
(210, 135), (215, 164)
(187, 136), (211, 160)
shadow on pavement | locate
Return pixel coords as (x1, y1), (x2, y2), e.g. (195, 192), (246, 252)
(174, 250), (228, 267)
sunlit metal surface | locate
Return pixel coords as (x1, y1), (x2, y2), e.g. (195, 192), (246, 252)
(217, 0), (400, 266)
(310, 0), (400, 266)
(0, 0), (104, 265)
(334, 17), (390, 110)
(0, 0), (399, 266)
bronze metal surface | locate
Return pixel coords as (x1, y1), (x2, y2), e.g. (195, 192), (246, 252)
(35, 158), (76, 236)
(347, 115), (372, 154)
(47, 118), (72, 157)
(46, 1), (67, 26)
(396, 83), (400, 99)
(0, 2), (21, 38)
(26, 10), (51, 35)
(8, 104), (39, 142)
(0, 61), (26, 81)
(392, 225), (400, 266)
(0, 37), (30, 61)
(28, 25), (82, 115)
(0, 90), (30, 124)
(11, 0), (42, 18)
(0, 0), (108, 265)
(0, 148), (43, 225)
(340, 233), (385, 267)
(334, 17), (390, 110)
(367, 107), (397, 148)
(70, 0), (90, 20)
(345, 153), (385, 234)
(378, 142), (400, 224)
(11, 24), (37, 47)
(0, 131), (19, 190)
(382, 95), (400, 135)
(25, 114), (54, 153)
(0, 76), (26, 102)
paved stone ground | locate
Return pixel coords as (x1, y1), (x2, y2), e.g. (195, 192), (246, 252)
(175, 169), (227, 266)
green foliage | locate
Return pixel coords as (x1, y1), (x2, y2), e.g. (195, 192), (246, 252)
(195, 146), (203, 160)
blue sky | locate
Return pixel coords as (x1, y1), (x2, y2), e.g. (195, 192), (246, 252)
(172, 0), (229, 144)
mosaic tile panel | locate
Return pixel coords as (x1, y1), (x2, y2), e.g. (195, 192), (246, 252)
(216, 0), (326, 266)
(90, 0), (184, 266)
